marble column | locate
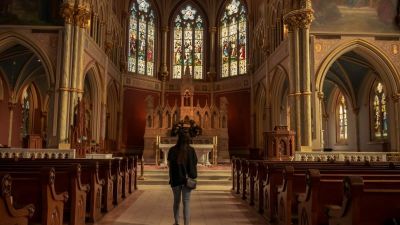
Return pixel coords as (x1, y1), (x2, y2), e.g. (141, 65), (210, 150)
(160, 26), (169, 107)
(7, 102), (17, 146)
(300, 23), (312, 147)
(284, 7), (314, 151)
(284, 22), (301, 152)
(208, 27), (217, 106)
(76, 4), (90, 97)
(58, 2), (74, 147)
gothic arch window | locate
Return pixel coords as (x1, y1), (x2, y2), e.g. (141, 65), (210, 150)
(371, 82), (388, 140)
(220, 0), (247, 78)
(336, 94), (348, 143)
(128, 0), (156, 76)
(173, 4), (204, 79)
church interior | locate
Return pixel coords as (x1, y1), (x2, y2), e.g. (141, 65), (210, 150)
(1, 0), (400, 225)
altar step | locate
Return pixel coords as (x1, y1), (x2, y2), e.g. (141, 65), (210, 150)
(137, 167), (232, 190)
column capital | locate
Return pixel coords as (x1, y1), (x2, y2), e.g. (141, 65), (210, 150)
(283, 8), (314, 30)
(317, 91), (324, 100)
(160, 70), (169, 81)
(392, 94), (400, 102)
(104, 41), (113, 54)
(60, 2), (75, 24)
(8, 101), (18, 110)
(207, 71), (217, 82)
(74, 4), (91, 28)
(209, 27), (217, 33)
(161, 26), (169, 32)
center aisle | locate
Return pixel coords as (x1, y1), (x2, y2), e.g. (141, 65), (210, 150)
(94, 188), (268, 225)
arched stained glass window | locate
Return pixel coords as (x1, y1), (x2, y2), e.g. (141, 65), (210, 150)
(220, 0), (247, 78)
(337, 94), (347, 141)
(173, 5), (204, 79)
(128, 0), (156, 76)
(372, 82), (388, 139)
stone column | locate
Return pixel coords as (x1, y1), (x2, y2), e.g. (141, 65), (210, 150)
(284, 22), (301, 152)
(160, 26), (169, 107)
(353, 107), (360, 151)
(58, 1), (74, 147)
(299, 13), (313, 148)
(284, 7), (314, 151)
(208, 27), (217, 106)
(75, 3), (90, 97)
(7, 102), (17, 146)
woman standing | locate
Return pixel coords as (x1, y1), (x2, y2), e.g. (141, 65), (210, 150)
(168, 122), (198, 225)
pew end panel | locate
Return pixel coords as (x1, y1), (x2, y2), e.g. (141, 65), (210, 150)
(0, 174), (35, 225)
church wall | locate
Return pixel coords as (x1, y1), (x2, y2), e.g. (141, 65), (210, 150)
(215, 89), (251, 156)
(11, 105), (22, 147)
(122, 87), (160, 150)
(0, 76), (10, 145)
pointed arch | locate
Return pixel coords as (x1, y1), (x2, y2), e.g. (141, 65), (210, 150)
(254, 82), (266, 148)
(0, 32), (55, 87)
(170, 1), (207, 79)
(315, 39), (400, 96)
(106, 79), (119, 148)
(219, 0), (248, 78)
(128, 0), (157, 76)
(270, 65), (290, 128)
(83, 65), (104, 142)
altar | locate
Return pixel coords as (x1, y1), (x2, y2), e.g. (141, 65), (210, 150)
(158, 143), (214, 166)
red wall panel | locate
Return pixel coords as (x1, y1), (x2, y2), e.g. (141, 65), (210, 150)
(216, 90), (251, 151)
(123, 88), (159, 148)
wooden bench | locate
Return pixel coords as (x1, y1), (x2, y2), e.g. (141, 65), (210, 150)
(0, 168), (69, 225)
(277, 165), (400, 225)
(326, 176), (400, 225)
(297, 169), (400, 225)
(0, 163), (89, 225)
(0, 173), (35, 225)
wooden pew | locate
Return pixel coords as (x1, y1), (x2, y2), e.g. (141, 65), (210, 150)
(298, 169), (400, 225)
(0, 168), (69, 225)
(278, 165), (400, 225)
(254, 161), (267, 214)
(0, 163), (89, 225)
(112, 158), (124, 205)
(0, 173), (35, 225)
(326, 176), (400, 225)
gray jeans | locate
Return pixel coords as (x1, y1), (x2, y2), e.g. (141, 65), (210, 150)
(172, 185), (192, 225)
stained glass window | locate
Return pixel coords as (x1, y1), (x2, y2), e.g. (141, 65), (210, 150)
(173, 5), (204, 79)
(220, 0), (247, 78)
(372, 82), (388, 139)
(337, 94), (347, 141)
(128, 0), (155, 76)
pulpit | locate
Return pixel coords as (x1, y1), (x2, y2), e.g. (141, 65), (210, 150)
(264, 126), (295, 160)
(28, 134), (42, 149)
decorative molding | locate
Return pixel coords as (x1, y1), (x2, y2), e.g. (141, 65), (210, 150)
(283, 8), (314, 30)
(60, 2), (74, 24)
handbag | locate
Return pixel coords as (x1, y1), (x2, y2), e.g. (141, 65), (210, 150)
(186, 177), (197, 189)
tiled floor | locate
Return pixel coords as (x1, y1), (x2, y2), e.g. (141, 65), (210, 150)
(94, 186), (268, 225)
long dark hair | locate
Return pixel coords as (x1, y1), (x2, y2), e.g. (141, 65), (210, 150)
(175, 131), (191, 164)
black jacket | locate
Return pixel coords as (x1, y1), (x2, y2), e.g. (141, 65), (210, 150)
(168, 145), (198, 187)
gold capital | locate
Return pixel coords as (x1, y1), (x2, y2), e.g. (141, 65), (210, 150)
(60, 2), (74, 24)
(284, 8), (314, 30)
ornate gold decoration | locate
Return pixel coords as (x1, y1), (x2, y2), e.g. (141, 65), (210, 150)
(60, 2), (74, 24)
(74, 4), (91, 28)
(315, 43), (322, 53)
(392, 44), (399, 55)
(283, 8), (314, 30)
(104, 41), (113, 54)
